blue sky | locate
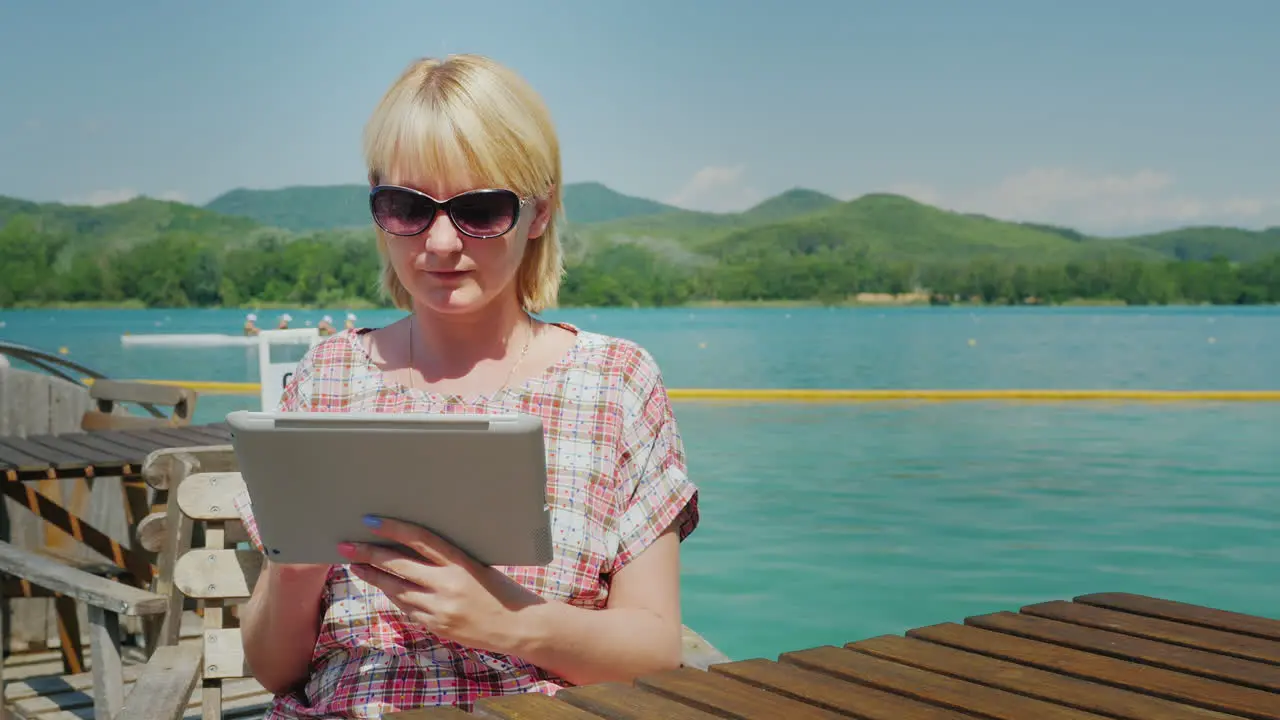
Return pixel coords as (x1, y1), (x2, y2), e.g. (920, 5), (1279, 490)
(1, 0), (1276, 235)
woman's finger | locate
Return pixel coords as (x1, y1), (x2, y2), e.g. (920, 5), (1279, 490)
(338, 542), (439, 587)
(361, 515), (465, 567)
(348, 563), (435, 610)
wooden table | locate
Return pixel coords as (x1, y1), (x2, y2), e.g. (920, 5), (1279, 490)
(0, 422), (232, 674)
(394, 592), (1280, 719)
(0, 421), (234, 582)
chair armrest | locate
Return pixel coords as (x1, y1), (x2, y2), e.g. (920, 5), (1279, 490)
(112, 644), (204, 720)
(0, 541), (167, 616)
(681, 625), (731, 670)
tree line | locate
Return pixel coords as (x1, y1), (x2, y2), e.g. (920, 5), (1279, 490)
(1, 215), (1277, 309)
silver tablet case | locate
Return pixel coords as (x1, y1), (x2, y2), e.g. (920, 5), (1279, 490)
(224, 410), (553, 567)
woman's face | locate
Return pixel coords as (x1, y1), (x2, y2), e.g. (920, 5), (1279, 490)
(375, 176), (550, 316)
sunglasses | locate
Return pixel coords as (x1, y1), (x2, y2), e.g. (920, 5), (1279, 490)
(369, 185), (526, 239)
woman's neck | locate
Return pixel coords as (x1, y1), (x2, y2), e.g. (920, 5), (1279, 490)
(407, 298), (532, 383)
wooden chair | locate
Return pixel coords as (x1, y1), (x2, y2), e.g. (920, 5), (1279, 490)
(112, 447), (730, 720)
(0, 540), (169, 720)
(0, 445), (233, 720)
(80, 380), (198, 432)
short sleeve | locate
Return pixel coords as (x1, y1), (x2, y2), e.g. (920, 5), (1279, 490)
(233, 348), (315, 555)
(610, 350), (699, 573)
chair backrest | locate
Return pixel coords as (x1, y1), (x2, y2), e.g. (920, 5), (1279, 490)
(169, 469), (266, 718)
(82, 379), (199, 431)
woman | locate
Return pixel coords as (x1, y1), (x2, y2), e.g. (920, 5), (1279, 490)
(235, 54), (699, 719)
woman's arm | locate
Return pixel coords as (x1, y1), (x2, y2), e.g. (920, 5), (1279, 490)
(239, 563), (331, 695)
(509, 524), (684, 685)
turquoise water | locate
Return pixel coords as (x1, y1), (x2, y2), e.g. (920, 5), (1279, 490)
(2, 306), (1278, 660)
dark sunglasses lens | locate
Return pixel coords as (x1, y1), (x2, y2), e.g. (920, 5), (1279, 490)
(372, 188), (435, 235)
(450, 192), (518, 237)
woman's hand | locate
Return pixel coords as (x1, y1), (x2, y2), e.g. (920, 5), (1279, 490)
(338, 515), (545, 655)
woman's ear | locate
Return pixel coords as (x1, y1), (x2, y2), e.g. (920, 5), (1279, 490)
(528, 186), (556, 239)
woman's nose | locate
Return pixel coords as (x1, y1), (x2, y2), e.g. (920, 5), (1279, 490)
(421, 212), (463, 254)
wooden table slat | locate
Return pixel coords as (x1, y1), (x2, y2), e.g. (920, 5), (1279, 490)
(556, 681), (724, 720)
(636, 665), (847, 720)
(473, 691), (608, 719)
(967, 610), (1280, 693)
(172, 425), (235, 444)
(24, 436), (112, 466)
(44, 433), (140, 463)
(781, 645), (1106, 720)
(84, 430), (172, 453)
(1075, 593), (1280, 643)
(130, 427), (209, 448)
(909, 622), (1280, 720)
(1023, 600), (1280, 666)
(0, 440), (53, 472)
(710, 657), (970, 720)
(849, 633), (1239, 720)
(0, 438), (83, 469)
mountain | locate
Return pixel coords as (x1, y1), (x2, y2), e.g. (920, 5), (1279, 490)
(1, 182), (1277, 268)
(0, 194), (266, 267)
(204, 185), (368, 232)
(202, 181), (686, 232)
(740, 188), (840, 223)
(1123, 226), (1280, 263)
(2, 182), (1277, 308)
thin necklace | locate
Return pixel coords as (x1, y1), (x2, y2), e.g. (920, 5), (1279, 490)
(408, 314), (533, 393)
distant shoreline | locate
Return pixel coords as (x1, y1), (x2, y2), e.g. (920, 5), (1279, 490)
(2, 297), (1274, 312)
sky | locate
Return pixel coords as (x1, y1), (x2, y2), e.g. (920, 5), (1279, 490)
(1, 0), (1277, 236)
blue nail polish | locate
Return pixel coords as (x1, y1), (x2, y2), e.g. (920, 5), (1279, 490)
(363, 515), (382, 528)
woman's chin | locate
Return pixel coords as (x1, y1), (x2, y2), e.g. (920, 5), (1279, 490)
(412, 283), (491, 315)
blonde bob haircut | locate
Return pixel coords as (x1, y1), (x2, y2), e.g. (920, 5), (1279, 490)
(362, 54), (564, 313)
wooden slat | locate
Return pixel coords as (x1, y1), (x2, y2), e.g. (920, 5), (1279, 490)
(909, 622), (1280, 720)
(711, 658), (969, 719)
(1023, 600), (1280, 666)
(173, 549), (262, 599)
(1075, 593), (1280, 643)
(557, 681), (724, 719)
(45, 434), (141, 463)
(0, 439), (90, 469)
(967, 610), (1280, 693)
(849, 634), (1238, 720)
(0, 542), (166, 616)
(781, 645), (1105, 720)
(22, 437), (109, 467)
(0, 439), (58, 472)
(635, 666), (848, 719)
(6, 660), (272, 720)
(159, 427), (230, 446)
(112, 644), (203, 720)
(472, 692), (604, 719)
(89, 380), (188, 407)
(175, 473), (246, 520)
(85, 431), (170, 454)
(143, 428), (210, 447)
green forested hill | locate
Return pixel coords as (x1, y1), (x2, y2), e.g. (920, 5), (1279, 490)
(0, 182), (1277, 309)
(203, 181), (689, 231)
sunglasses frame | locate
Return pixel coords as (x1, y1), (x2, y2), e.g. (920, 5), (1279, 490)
(369, 185), (527, 239)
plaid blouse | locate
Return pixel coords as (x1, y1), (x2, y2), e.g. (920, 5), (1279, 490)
(233, 323), (700, 719)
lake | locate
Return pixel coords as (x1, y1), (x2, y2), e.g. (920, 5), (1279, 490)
(1, 305), (1277, 660)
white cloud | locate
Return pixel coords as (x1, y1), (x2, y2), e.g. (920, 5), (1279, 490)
(885, 167), (1277, 234)
(666, 164), (763, 213)
(77, 188), (140, 206)
(67, 188), (188, 206)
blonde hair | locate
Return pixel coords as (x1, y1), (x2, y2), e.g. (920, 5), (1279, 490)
(362, 54), (564, 312)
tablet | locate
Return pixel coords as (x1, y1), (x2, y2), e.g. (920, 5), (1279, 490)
(224, 409), (553, 567)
